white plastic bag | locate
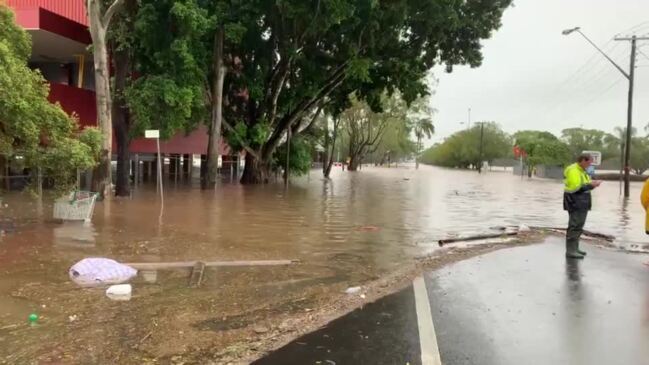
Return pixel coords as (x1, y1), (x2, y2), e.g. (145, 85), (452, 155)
(69, 258), (137, 287)
(106, 284), (132, 301)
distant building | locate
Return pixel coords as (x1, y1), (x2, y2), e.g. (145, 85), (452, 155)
(5, 0), (238, 186)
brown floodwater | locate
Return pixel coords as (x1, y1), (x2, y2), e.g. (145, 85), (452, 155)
(0, 165), (646, 363)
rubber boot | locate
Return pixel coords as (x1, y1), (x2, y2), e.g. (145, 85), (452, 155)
(577, 244), (587, 256)
(566, 240), (585, 259)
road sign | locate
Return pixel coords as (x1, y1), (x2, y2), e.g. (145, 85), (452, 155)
(145, 130), (160, 139)
(582, 150), (601, 166)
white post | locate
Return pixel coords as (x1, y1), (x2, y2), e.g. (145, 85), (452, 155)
(146, 130), (164, 215)
(156, 139), (163, 205)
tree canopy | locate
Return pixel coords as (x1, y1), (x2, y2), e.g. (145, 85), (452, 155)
(561, 128), (617, 161)
(0, 5), (100, 189)
(420, 122), (511, 169)
(214, 0), (512, 182)
(513, 130), (570, 168)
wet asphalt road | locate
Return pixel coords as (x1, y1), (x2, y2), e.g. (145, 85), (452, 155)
(254, 237), (649, 365)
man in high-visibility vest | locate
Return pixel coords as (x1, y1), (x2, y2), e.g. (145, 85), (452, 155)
(563, 154), (602, 259)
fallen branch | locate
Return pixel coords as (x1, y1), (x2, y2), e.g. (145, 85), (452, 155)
(530, 226), (615, 242)
(438, 232), (518, 246)
(125, 259), (299, 270)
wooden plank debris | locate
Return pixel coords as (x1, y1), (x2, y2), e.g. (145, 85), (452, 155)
(188, 261), (205, 288)
(438, 232), (518, 246)
(125, 259), (298, 271)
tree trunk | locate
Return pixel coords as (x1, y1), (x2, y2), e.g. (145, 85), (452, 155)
(203, 26), (226, 189)
(324, 118), (339, 178)
(112, 48), (131, 197)
(324, 158), (334, 178)
(240, 153), (269, 184)
(87, 0), (123, 199)
(89, 28), (111, 198)
(348, 155), (360, 171)
(323, 117), (330, 177)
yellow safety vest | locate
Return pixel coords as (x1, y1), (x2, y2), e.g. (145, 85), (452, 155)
(564, 163), (591, 193)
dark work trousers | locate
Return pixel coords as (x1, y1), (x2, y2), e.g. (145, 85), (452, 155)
(566, 210), (588, 250)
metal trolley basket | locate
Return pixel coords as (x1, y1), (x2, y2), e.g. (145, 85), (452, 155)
(53, 191), (98, 222)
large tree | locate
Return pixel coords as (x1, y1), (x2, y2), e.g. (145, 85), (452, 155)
(420, 122), (510, 169)
(561, 127), (614, 161)
(0, 5), (100, 189)
(107, 0), (138, 197)
(87, 0), (124, 198)
(514, 130), (570, 175)
(125, 0), (257, 189)
(342, 95), (405, 171)
(409, 97), (435, 169)
(220, 0), (512, 183)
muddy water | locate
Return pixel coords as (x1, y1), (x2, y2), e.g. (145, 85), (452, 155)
(0, 165), (645, 363)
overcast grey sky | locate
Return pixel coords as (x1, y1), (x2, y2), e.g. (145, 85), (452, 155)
(429, 0), (649, 145)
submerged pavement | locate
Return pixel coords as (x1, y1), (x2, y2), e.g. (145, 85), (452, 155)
(254, 236), (649, 365)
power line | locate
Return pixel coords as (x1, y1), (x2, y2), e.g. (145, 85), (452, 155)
(563, 78), (625, 123)
(638, 49), (649, 62)
(510, 22), (649, 127)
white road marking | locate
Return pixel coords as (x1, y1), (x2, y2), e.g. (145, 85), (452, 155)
(413, 276), (442, 365)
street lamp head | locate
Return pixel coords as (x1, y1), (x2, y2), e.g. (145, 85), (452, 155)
(562, 27), (580, 36)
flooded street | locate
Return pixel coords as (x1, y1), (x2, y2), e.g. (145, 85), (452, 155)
(0, 165), (646, 363)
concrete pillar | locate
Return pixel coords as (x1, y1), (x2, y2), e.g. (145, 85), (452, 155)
(134, 154), (140, 188)
(169, 154), (177, 176)
(200, 154), (207, 182)
(235, 153), (241, 180)
(174, 154), (180, 184)
(162, 154), (169, 179)
(147, 159), (153, 181)
(152, 157), (159, 182)
(183, 154), (191, 179)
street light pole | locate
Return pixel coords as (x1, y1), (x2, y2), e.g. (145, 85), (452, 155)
(563, 27), (648, 198)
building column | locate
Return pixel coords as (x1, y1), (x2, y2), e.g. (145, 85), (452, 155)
(134, 154), (140, 188)
(183, 154), (191, 180)
(200, 154), (207, 183)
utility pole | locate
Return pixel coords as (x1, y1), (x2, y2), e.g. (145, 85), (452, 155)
(614, 35), (644, 198)
(563, 27), (649, 198)
(478, 122), (485, 174)
(468, 108), (471, 130)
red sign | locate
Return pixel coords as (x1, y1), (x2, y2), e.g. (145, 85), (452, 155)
(513, 145), (527, 158)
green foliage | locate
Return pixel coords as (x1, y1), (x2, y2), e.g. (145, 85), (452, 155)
(78, 127), (103, 160)
(124, 0), (211, 139)
(514, 130), (570, 167)
(420, 123), (511, 168)
(224, 121), (270, 151)
(221, 0), (512, 168)
(630, 137), (649, 175)
(273, 136), (313, 176)
(336, 93), (413, 167)
(126, 76), (204, 138)
(0, 6), (99, 189)
(561, 128), (616, 161)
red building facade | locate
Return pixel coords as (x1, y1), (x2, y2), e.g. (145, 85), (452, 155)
(6, 0), (229, 158)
